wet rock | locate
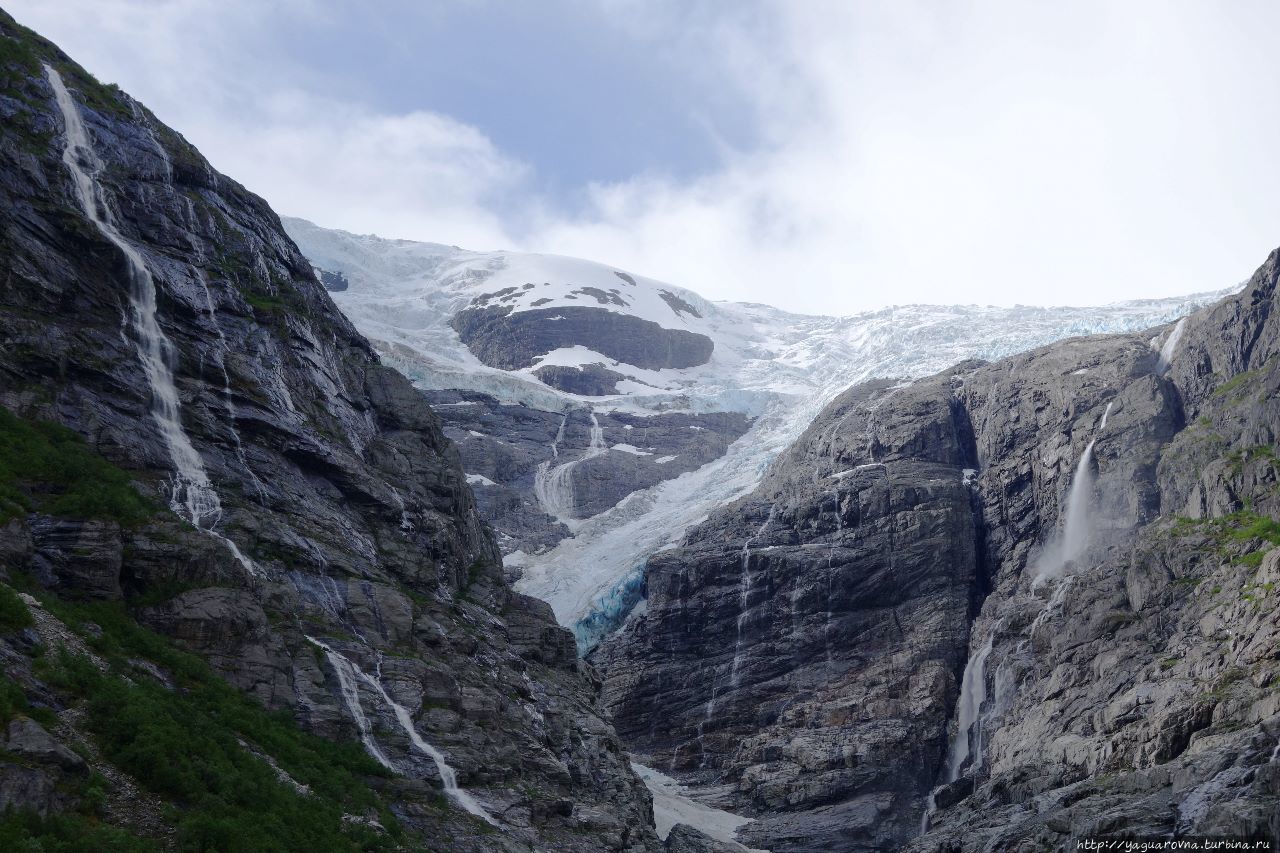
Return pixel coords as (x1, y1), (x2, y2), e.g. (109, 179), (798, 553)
(29, 516), (123, 599)
(0, 18), (664, 850)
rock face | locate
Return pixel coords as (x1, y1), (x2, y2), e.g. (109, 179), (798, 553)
(451, 305), (714, 371)
(0, 14), (658, 851)
(599, 257), (1280, 850)
(533, 363), (629, 395)
(421, 390), (752, 556)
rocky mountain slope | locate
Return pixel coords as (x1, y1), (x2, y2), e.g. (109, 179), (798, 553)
(0, 12), (686, 851)
(286, 218), (1224, 652)
(596, 256), (1280, 850)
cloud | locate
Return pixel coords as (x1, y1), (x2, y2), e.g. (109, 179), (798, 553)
(200, 92), (527, 248)
(9, 0), (1280, 313)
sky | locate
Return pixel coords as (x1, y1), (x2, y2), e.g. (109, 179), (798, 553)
(9, 0), (1280, 315)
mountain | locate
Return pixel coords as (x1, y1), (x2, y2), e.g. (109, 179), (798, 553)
(284, 217), (1228, 651)
(593, 257), (1280, 850)
(0, 12), (672, 851)
(4, 10), (1276, 853)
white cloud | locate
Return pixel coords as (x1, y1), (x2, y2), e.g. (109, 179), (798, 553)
(9, 0), (1280, 313)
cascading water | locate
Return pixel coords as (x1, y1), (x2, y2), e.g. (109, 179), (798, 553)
(729, 510), (775, 690)
(1057, 440), (1096, 567)
(305, 637), (495, 825)
(945, 633), (994, 783)
(1155, 317), (1187, 376)
(358, 660), (496, 825)
(305, 636), (395, 772)
(691, 508), (776, 769)
(929, 400), (1115, 833)
(534, 409), (606, 529)
(921, 630), (995, 834)
(823, 490), (844, 680)
(45, 66), (224, 529)
(1034, 401), (1112, 584)
(1028, 575), (1076, 638)
(194, 266), (268, 504)
(550, 412), (567, 459)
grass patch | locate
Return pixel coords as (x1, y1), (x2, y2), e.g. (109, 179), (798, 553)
(34, 598), (401, 852)
(1172, 510), (1280, 554)
(0, 406), (156, 526)
(1212, 368), (1264, 402)
(1236, 551), (1267, 569)
(243, 292), (287, 313)
(1223, 511), (1280, 545)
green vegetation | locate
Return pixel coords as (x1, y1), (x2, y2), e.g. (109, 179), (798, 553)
(1221, 510), (1280, 545)
(1236, 551), (1267, 569)
(0, 583), (33, 632)
(0, 675), (56, 729)
(30, 598), (401, 852)
(1226, 445), (1278, 475)
(0, 406), (155, 526)
(1172, 510), (1280, 570)
(1212, 368), (1263, 401)
(243, 292), (288, 313)
(0, 810), (155, 853)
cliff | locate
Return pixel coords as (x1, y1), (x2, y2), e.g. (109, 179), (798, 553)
(598, 255), (1280, 850)
(0, 11), (665, 851)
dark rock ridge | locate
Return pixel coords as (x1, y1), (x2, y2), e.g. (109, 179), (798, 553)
(598, 255), (1280, 850)
(312, 265), (349, 292)
(533, 362), (631, 396)
(421, 390), (752, 555)
(451, 304), (715, 371)
(0, 13), (663, 850)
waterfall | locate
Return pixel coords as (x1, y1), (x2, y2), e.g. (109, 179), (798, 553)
(306, 637), (395, 772)
(729, 509), (775, 690)
(1029, 575), (1075, 638)
(357, 663), (497, 825)
(305, 637), (495, 825)
(824, 490), (844, 680)
(1057, 439), (1096, 568)
(1155, 317), (1187, 376)
(45, 66), (221, 529)
(533, 409), (606, 528)
(194, 267), (268, 504)
(550, 412), (567, 458)
(920, 791), (937, 835)
(693, 508), (775, 767)
(1033, 401), (1112, 584)
(946, 633), (994, 782)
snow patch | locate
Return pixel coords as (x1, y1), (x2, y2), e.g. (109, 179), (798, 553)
(632, 762), (762, 850)
(612, 443), (653, 456)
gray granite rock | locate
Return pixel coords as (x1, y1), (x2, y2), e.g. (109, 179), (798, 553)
(451, 305), (714, 371)
(599, 259), (1280, 851)
(0, 16), (662, 850)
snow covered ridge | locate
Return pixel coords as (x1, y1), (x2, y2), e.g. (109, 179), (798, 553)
(283, 216), (1235, 649)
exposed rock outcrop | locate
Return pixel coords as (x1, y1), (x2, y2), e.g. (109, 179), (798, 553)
(422, 390), (752, 555)
(451, 305), (714, 371)
(0, 12), (659, 850)
(599, 255), (1280, 850)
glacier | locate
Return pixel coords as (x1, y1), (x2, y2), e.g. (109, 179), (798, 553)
(283, 216), (1233, 651)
